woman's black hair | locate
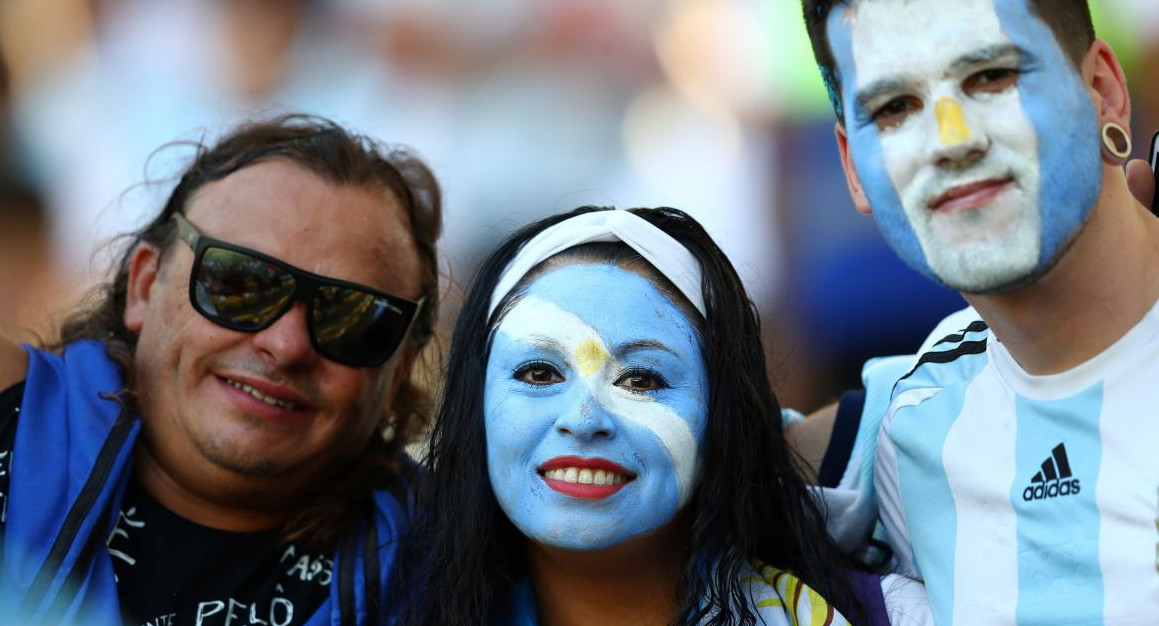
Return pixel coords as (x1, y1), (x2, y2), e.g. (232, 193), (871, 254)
(399, 206), (864, 625)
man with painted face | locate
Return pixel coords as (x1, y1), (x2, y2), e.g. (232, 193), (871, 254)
(796, 0), (1159, 623)
(0, 115), (442, 624)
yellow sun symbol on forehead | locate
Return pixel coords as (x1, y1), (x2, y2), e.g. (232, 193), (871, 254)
(575, 339), (609, 377)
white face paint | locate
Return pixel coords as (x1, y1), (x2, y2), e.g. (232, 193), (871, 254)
(832, 0), (1100, 292)
(851, 0), (1040, 290)
(484, 264), (708, 551)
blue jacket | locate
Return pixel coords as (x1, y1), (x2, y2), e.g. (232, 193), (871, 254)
(0, 340), (408, 625)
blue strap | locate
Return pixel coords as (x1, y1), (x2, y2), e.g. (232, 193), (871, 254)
(2, 341), (138, 624)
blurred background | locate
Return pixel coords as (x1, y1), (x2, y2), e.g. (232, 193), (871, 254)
(0, 0), (1155, 412)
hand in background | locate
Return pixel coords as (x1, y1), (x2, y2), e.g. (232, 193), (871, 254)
(1127, 159), (1155, 210)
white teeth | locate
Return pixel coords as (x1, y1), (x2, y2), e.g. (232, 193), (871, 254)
(543, 467), (631, 486)
(225, 379), (297, 410)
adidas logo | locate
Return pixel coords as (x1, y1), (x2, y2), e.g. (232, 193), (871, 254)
(1022, 443), (1081, 502)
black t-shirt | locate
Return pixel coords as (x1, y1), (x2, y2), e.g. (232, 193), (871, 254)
(0, 383), (332, 626)
(0, 382), (19, 537)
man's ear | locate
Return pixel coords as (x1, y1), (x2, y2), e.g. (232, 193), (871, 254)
(384, 345), (419, 403)
(392, 347), (417, 388)
(123, 242), (162, 332)
(1083, 40), (1131, 152)
(835, 122), (874, 215)
(380, 346), (420, 431)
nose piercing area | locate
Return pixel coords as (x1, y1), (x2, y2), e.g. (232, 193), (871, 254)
(936, 97), (972, 145)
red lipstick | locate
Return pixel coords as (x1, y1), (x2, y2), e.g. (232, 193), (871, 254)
(538, 456), (635, 500)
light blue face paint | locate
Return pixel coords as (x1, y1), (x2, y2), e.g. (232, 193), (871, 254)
(828, 4), (931, 279)
(993, 0), (1101, 276)
(483, 263), (708, 551)
(830, 0), (1101, 292)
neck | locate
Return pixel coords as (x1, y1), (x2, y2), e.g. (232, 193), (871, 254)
(526, 520), (687, 626)
(133, 444), (300, 532)
(965, 173), (1159, 375)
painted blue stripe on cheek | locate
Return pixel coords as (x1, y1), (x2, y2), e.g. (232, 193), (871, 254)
(993, 0), (1102, 274)
(483, 333), (560, 514)
(827, 7), (936, 282)
(1012, 388), (1104, 624)
(892, 389), (965, 625)
(618, 418), (684, 529)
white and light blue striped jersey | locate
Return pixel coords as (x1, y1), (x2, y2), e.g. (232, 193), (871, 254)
(819, 307), (984, 554)
(875, 302), (1159, 624)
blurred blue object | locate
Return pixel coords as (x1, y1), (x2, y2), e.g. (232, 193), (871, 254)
(776, 121), (964, 387)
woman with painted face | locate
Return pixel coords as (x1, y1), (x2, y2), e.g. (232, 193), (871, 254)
(398, 207), (928, 625)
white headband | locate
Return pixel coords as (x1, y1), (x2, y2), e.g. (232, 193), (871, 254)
(488, 209), (706, 317)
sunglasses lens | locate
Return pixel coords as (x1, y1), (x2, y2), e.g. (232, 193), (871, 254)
(193, 247), (296, 329)
(312, 285), (413, 366)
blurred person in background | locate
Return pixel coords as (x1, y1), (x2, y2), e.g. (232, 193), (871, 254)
(0, 184), (54, 337)
(794, 0), (1159, 623)
(0, 50), (60, 342)
(0, 115), (441, 625)
(0, 0), (662, 291)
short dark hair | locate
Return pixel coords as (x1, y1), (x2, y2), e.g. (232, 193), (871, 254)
(53, 114), (443, 550)
(802, 0), (1096, 120)
(400, 206), (864, 625)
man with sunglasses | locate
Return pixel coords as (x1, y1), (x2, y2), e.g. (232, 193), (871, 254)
(0, 115), (442, 624)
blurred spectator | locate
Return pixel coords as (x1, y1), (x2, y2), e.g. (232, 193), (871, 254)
(0, 52), (8, 164)
(3, 0), (666, 283)
(0, 47), (62, 341)
(0, 183), (56, 339)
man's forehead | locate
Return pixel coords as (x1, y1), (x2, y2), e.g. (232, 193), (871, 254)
(185, 159), (423, 296)
(834, 0), (1013, 83)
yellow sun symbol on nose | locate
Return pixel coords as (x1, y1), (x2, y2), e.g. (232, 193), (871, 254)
(575, 339), (609, 377)
(936, 97), (972, 145)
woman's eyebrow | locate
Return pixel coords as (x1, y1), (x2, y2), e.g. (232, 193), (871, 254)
(617, 339), (676, 356)
(523, 335), (569, 353)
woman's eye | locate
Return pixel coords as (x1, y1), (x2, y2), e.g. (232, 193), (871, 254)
(965, 68), (1018, 95)
(515, 362), (563, 385)
(871, 96), (921, 130)
(614, 370), (667, 392)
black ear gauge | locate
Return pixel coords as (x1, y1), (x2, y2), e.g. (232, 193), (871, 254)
(1149, 130), (1159, 216)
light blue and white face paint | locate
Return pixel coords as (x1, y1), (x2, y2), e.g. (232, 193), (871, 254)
(829, 0), (1101, 293)
(484, 263), (708, 551)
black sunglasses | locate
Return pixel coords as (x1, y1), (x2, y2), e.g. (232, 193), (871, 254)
(172, 213), (421, 367)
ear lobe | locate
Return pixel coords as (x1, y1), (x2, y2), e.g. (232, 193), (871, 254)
(380, 346), (418, 430)
(123, 242), (162, 333)
(835, 123), (874, 215)
(1083, 40), (1131, 141)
